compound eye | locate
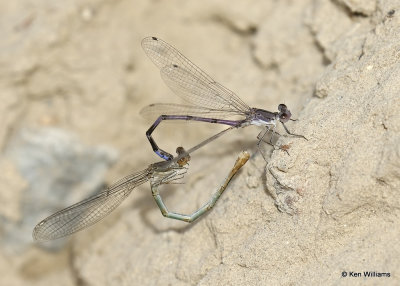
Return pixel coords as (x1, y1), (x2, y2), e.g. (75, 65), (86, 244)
(278, 104), (287, 112)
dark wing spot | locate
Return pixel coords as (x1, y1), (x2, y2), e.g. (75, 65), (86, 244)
(173, 64), (178, 68)
(151, 36), (158, 41)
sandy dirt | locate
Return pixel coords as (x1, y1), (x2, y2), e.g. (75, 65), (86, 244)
(0, 0), (399, 285)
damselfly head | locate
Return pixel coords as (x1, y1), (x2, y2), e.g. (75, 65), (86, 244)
(176, 147), (186, 155)
(277, 104), (291, 123)
(176, 147), (190, 167)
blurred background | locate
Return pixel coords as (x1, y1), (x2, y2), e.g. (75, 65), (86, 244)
(2, 0), (397, 285)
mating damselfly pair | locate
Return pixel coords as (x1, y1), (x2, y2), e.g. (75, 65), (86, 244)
(33, 37), (305, 241)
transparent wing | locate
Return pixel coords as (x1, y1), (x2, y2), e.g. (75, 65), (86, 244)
(142, 37), (250, 114)
(33, 168), (151, 241)
(140, 103), (245, 122)
(151, 165), (188, 187)
(160, 64), (249, 113)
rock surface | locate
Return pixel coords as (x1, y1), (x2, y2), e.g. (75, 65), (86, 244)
(0, 0), (399, 285)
